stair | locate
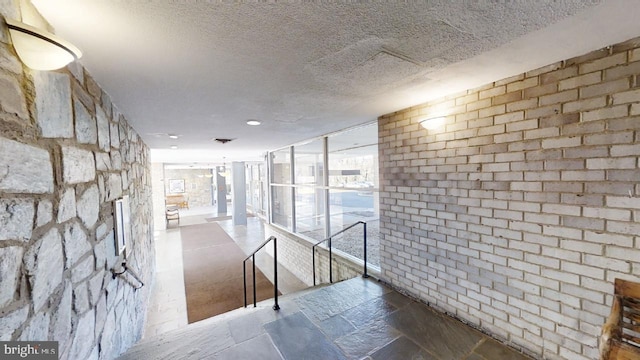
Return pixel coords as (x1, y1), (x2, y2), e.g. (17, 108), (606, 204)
(118, 277), (533, 360)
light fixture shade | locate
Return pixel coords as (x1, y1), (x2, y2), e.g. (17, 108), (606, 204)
(6, 19), (82, 71)
(419, 116), (445, 130)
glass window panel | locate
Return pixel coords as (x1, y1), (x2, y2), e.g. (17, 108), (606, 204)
(294, 140), (324, 185)
(245, 165), (253, 211)
(268, 122), (380, 269)
(328, 123), (378, 189)
(271, 148), (291, 184)
(271, 185), (292, 229)
(256, 164), (266, 216)
(329, 189), (380, 267)
(261, 178), (268, 215)
(245, 163), (265, 216)
(294, 186), (326, 239)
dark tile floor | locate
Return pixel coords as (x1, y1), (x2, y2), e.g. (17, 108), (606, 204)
(120, 277), (533, 360)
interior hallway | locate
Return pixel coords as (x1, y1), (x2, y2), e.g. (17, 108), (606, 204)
(144, 207), (307, 338)
(140, 206), (533, 359)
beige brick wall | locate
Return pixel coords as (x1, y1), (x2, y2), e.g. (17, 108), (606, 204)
(265, 224), (367, 287)
(378, 37), (640, 360)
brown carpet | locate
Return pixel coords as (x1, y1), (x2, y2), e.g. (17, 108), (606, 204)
(181, 222), (276, 323)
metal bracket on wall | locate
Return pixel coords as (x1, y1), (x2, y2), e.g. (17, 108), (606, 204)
(111, 261), (145, 290)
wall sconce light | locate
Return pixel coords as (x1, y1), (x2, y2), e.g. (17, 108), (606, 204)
(6, 19), (82, 71)
(419, 116), (445, 130)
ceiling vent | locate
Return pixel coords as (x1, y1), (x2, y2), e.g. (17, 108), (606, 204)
(214, 138), (234, 144)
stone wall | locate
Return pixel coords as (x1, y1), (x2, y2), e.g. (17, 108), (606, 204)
(0, 4), (155, 360)
(163, 168), (213, 208)
(378, 37), (640, 360)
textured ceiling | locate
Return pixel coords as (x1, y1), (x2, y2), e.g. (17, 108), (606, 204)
(29, 0), (640, 163)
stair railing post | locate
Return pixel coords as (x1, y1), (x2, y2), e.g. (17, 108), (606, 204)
(273, 237), (280, 310)
(329, 237), (333, 283)
(243, 260), (247, 307)
(312, 246), (316, 286)
(252, 254), (257, 307)
(363, 221), (369, 278)
(242, 237), (280, 312)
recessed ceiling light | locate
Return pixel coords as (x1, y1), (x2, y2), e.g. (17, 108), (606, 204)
(170, 145), (178, 149)
(246, 120), (261, 126)
(168, 134), (179, 139)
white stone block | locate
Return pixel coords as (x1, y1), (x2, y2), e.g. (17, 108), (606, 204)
(69, 310), (95, 360)
(74, 98), (97, 144)
(57, 188), (76, 223)
(72, 255), (95, 283)
(0, 137), (53, 194)
(100, 310), (116, 356)
(62, 146), (96, 184)
(0, 198), (35, 241)
(96, 106), (110, 151)
(25, 228), (63, 312)
(67, 61), (84, 83)
(105, 173), (123, 201)
(0, 305), (28, 341)
(0, 246), (23, 307)
(111, 151), (122, 170)
(110, 122), (120, 148)
(18, 311), (50, 341)
(52, 280), (72, 349)
(63, 221), (91, 268)
(95, 152), (111, 171)
(94, 237), (107, 271)
(121, 170), (129, 191)
(73, 282), (90, 313)
(95, 295), (107, 340)
(88, 271), (103, 306)
(34, 71), (73, 138)
(0, 44), (22, 75)
(36, 199), (52, 227)
(98, 175), (106, 202)
(77, 185), (100, 229)
(0, 71), (27, 118)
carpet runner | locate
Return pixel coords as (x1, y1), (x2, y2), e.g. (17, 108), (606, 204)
(181, 222), (276, 323)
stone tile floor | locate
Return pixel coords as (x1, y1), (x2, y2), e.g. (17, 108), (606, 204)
(122, 276), (532, 360)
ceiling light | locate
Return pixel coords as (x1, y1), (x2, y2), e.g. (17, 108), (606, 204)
(170, 145), (178, 149)
(419, 117), (445, 130)
(6, 19), (82, 71)
(246, 120), (261, 126)
(168, 134), (179, 139)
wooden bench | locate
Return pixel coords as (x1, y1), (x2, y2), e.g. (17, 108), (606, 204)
(600, 278), (640, 360)
(166, 194), (188, 209)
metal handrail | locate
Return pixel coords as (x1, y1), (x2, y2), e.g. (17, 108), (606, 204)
(243, 236), (280, 310)
(312, 221), (369, 286)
